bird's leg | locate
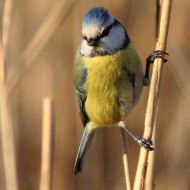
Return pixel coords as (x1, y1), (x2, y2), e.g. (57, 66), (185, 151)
(118, 121), (154, 151)
(143, 50), (169, 86)
(123, 127), (154, 151)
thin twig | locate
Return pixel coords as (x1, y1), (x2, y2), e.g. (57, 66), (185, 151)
(155, 0), (161, 39)
(6, 0), (79, 94)
(2, 0), (13, 78)
(0, 45), (18, 190)
(120, 128), (132, 190)
(144, 107), (158, 190)
(144, 1), (162, 187)
(0, 84), (18, 190)
(0, 38), (4, 82)
(0, 1), (18, 189)
(133, 0), (172, 189)
(40, 96), (55, 190)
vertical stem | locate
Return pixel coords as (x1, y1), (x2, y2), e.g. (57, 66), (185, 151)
(155, 0), (161, 39)
(40, 97), (55, 190)
(2, 0), (13, 80)
(144, 108), (158, 190)
(0, 42), (4, 82)
(0, 0), (18, 189)
(0, 84), (18, 190)
(120, 128), (132, 190)
(133, 0), (172, 189)
(0, 46), (18, 190)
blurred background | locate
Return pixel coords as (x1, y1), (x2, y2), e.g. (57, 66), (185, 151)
(0, 0), (190, 189)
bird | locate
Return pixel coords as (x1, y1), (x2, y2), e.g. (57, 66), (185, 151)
(73, 7), (158, 176)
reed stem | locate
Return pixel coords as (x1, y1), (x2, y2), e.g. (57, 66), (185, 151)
(133, 0), (172, 189)
(40, 97), (55, 190)
(120, 128), (132, 190)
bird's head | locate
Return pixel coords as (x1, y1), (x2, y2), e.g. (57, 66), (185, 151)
(80, 7), (130, 57)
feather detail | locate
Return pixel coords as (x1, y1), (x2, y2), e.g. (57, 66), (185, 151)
(74, 124), (95, 175)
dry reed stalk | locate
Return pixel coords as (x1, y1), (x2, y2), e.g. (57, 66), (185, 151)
(0, 0), (18, 189)
(2, 0), (13, 73)
(144, 108), (158, 190)
(155, 0), (161, 39)
(1, 0), (13, 81)
(144, 1), (161, 187)
(0, 41), (4, 82)
(40, 97), (55, 190)
(133, 0), (172, 189)
(120, 128), (132, 190)
(0, 84), (18, 190)
(6, 0), (79, 94)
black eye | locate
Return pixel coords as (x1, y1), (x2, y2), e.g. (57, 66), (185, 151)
(83, 35), (87, 40)
(101, 28), (109, 37)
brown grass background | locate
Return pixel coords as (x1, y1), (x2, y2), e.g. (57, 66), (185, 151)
(0, 0), (190, 189)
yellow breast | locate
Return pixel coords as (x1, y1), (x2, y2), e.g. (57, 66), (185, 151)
(83, 49), (128, 126)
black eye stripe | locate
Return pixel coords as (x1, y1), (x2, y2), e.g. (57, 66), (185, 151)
(82, 19), (118, 41)
(101, 28), (109, 37)
(107, 19), (117, 29)
(83, 35), (87, 40)
(100, 19), (117, 37)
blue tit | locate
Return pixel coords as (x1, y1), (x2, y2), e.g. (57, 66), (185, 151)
(73, 7), (154, 176)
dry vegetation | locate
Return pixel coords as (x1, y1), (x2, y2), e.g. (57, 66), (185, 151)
(0, 0), (190, 189)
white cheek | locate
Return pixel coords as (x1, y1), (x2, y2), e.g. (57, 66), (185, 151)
(99, 25), (126, 52)
(80, 40), (93, 57)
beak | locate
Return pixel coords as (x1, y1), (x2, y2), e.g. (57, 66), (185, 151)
(87, 38), (98, 46)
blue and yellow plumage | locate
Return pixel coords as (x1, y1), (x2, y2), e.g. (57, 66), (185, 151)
(73, 7), (146, 175)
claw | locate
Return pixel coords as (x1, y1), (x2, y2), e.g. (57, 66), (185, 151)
(120, 125), (155, 151)
(136, 136), (154, 151)
(144, 50), (169, 86)
(147, 50), (169, 64)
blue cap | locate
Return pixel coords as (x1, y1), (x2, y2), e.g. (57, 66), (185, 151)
(82, 7), (109, 28)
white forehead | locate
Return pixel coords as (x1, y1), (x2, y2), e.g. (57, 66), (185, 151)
(82, 25), (99, 39)
(82, 15), (115, 39)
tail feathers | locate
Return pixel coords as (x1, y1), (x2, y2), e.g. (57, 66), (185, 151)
(74, 127), (95, 176)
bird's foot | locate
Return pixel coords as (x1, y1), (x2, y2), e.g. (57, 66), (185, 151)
(136, 136), (154, 151)
(143, 50), (169, 86)
(147, 50), (169, 64)
(143, 78), (151, 86)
